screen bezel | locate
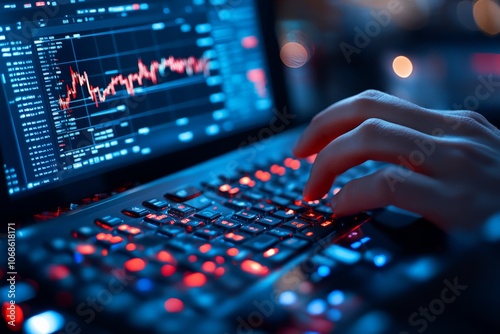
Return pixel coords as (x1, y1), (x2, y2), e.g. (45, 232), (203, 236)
(0, 0), (299, 222)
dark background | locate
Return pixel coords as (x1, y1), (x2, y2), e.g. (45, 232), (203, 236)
(274, 0), (500, 127)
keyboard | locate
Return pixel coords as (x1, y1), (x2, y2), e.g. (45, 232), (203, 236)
(15, 134), (384, 333)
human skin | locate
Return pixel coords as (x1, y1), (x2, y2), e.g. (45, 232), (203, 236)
(294, 90), (500, 230)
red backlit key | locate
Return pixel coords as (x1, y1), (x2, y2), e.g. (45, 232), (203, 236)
(144, 213), (174, 226)
(213, 218), (241, 231)
(169, 203), (195, 217)
(96, 233), (124, 248)
(300, 211), (324, 223)
(117, 224), (142, 236)
(282, 220), (309, 232)
(94, 216), (124, 230)
(224, 231), (250, 244)
(122, 206), (150, 218)
(175, 217), (204, 232)
(241, 260), (269, 276)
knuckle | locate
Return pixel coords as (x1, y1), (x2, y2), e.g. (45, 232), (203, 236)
(453, 110), (489, 128)
(358, 118), (386, 137)
(354, 89), (385, 112)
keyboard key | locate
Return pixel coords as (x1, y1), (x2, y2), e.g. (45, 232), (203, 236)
(144, 213), (174, 226)
(285, 204), (307, 213)
(218, 184), (241, 197)
(240, 260), (269, 276)
(224, 232), (250, 244)
(142, 198), (170, 211)
(117, 224), (142, 237)
(157, 225), (184, 238)
(302, 200), (321, 208)
(122, 206), (150, 218)
(165, 186), (202, 202)
(266, 228), (293, 240)
(282, 220), (309, 231)
(96, 233), (124, 248)
(298, 226), (334, 241)
(233, 210), (258, 223)
(194, 210), (222, 223)
(184, 195), (212, 211)
(174, 217), (205, 232)
(72, 226), (98, 239)
(169, 203), (195, 217)
(262, 247), (295, 266)
(272, 210), (296, 222)
(242, 191), (264, 202)
(243, 234), (279, 252)
(300, 211), (324, 223)
(251, 203), (276, 214)
(240, 223), (266, 236)
(315, 205), (333, 216)
(280, 191), (302, 201)
(224, 199), (251, 211)
(194, 227), (223, 240)
(280, 237), (310, 251)
(213, 218), (241, 231)
(95, 216), (124, 230)
(165, 238), (197, 254)
(255, 216), (281, 228)
(270, 196), (290, 207)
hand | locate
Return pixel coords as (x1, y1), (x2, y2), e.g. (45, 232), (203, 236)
(293, 90), (500, 230)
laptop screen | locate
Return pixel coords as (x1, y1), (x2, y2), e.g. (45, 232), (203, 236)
(0, 0), (275, 199)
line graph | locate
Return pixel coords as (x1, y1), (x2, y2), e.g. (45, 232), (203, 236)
(58, 56), (211, 110)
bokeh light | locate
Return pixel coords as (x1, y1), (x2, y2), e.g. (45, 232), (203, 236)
(280, 42), (309, 68)
(473, 0), (500, 36)
(392, 56), (413, 78)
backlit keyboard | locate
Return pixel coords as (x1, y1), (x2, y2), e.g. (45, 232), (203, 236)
(16, 152), (381, 333)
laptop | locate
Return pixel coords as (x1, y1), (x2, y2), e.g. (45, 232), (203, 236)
(1, 1), (488, 333)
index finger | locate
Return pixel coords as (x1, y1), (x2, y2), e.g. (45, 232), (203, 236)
(293, 90), (442, 158)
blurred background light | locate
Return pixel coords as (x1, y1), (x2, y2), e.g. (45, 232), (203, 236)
(473, 0), (500, 35)
(392, 56), (414, 78)
(25, 311), (64, 334)
(280, 41), (309, 68)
